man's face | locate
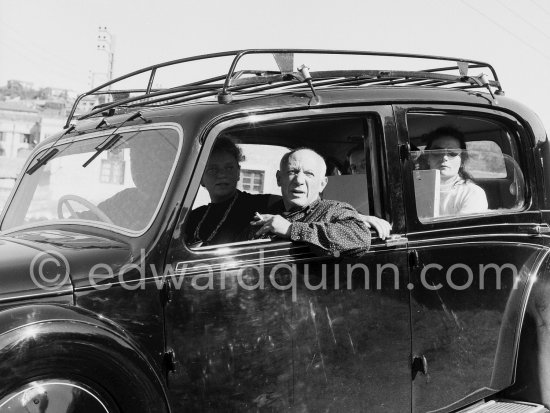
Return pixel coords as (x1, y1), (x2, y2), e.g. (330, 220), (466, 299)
(349, 149), (367, 175)
(277, 149), (328, 210)
(201, 151), (240, 202)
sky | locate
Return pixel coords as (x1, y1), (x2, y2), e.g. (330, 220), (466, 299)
(0, 0), (549, 131)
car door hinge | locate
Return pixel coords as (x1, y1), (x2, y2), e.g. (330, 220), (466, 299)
(164, 348), (177, 373)
(409, 249), (423, 270)
(161, 278), (173, 304)
(399, 144), (410, 161)
(411, 354), (428, 380)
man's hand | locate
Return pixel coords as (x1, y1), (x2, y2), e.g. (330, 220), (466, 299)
(251, 212), (292, 238)
(359, 215), (392, 240)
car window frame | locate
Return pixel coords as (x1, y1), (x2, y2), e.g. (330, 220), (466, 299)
(176, 105), (402, 256)
(395, 104), (537, 233)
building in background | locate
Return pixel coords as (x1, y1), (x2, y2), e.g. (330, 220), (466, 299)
(0, 27), (116, 210)
(0, 81), (71, 209)
(0, 101), (39, 158)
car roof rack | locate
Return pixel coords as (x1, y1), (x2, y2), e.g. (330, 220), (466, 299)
(65, 49), (504, 128)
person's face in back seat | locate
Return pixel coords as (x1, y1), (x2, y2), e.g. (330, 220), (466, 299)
(348, 148), (367, 175)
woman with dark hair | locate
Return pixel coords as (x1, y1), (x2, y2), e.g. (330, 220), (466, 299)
(185, 137), (275, 246)
(424, 126), (488, 216)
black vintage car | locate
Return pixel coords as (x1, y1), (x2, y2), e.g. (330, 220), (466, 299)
(0, 50), (549, 413)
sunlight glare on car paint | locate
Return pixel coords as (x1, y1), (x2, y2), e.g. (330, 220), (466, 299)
(246, 115), (260, 124)
(214, 247), (233, 256)
(22, 325), (39, 340)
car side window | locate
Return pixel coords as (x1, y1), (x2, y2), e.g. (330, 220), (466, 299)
(183, 113), (386, 249)
(407, 113), (526, 223)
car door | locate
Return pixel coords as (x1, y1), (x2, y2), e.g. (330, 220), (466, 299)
(164, 107), (413, 412)
(397, 105), (544, 413)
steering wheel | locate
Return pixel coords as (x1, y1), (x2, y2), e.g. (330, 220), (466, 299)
(58, 194), (113, 224)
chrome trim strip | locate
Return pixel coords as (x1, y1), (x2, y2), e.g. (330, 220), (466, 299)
(408, 233), (546, 248)
(410, 239), (545, 251)
(195, 238), (272, 251)
(406, 222), (541, 238)
(0, 288), (73, 304)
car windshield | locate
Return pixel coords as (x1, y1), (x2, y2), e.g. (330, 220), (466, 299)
(1, 126), (181, 234)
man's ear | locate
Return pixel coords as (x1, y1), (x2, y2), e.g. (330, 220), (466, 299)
(319, 176), (328, 192)
(276, 170), (282, 187)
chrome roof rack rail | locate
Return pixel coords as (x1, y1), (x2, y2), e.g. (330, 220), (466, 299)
(65, 49), (503, 128)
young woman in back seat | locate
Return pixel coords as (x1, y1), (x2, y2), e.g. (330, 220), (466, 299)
(424, 126), (488, 216)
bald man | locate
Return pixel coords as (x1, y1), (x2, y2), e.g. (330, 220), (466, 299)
(250, 148), (371, 257)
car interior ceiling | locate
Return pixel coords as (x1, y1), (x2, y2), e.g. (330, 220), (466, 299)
(224, 116), (370, 165)
(408, 114), (510, 148)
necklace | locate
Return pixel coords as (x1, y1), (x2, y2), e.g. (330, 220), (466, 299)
(193, 191), (239, 244)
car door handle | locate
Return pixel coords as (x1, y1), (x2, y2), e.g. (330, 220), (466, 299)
(385, 235), (407, 247)
(412, 355), (428, 380)
(534, 224), (550, 234)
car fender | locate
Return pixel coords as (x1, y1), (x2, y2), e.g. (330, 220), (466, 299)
(504, 246), (550, 407)
(0, 303), (169, 413)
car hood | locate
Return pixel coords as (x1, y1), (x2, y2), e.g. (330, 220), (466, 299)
(0, 229), (132, 302)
